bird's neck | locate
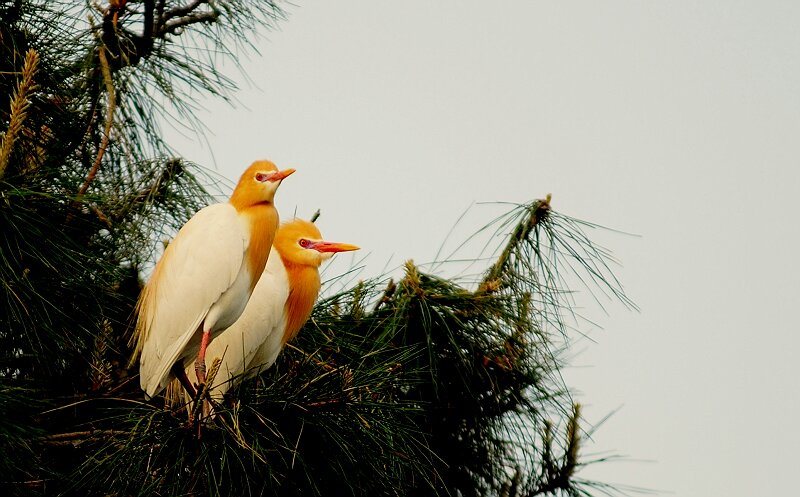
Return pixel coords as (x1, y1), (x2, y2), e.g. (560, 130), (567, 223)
(240, 203), (279, 290)
(281, 259), (321, 345)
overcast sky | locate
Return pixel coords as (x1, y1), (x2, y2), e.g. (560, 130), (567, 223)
(163, 2), (800, 495)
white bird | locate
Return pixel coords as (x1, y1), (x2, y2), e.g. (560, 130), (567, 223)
(185, 218), (359, 403)
(133, 160), (295, 399)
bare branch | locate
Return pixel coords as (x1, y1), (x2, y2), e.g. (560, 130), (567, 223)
(162, 0), (208, 22)
(160, 10), (219, 35)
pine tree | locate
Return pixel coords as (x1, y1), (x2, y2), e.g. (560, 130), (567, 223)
(0, 2), (635, 496)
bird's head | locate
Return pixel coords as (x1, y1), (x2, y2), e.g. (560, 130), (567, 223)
(275, 219), (360, 268)
(230, 160), (295, 210)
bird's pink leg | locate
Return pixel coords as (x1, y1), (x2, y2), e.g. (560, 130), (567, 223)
(194, 330), (212, 421)
(194, 330), (211, 387)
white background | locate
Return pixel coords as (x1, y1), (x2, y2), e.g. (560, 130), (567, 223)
(163, 2), (800, 495)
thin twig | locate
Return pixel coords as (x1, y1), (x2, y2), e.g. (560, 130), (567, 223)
(40, 429), (128, 446)
(77, 45), (115, 197)
(43, 429), (128, 440)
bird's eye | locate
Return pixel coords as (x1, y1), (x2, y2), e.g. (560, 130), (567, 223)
(298, 239), (311, 248)
(255, 172), (269, 182)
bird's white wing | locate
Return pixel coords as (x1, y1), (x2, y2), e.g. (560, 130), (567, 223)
(139, 203), (249, 397)
(193, 248), (289, 401)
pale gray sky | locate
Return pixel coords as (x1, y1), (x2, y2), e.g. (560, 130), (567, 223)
(164, 2), (800, 495)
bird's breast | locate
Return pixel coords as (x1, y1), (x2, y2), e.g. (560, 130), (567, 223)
(242, 203), (280, 290)
(282, 263), (322, 345)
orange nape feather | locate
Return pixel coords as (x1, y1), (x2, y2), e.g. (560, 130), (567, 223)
(243, 203), (279, 290)
(280, 258), (322, 345)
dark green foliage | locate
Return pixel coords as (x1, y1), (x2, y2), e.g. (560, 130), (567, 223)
(0, 2), (634, 496)
(0, 380), (43, 493)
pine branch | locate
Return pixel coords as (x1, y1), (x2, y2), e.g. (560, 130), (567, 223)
(96, 0), (238, 71)
(527, 404), (583, 496)
(479, 194), (552, 293)
(162, 0), (209, 22)
(161, 10), (219, 35)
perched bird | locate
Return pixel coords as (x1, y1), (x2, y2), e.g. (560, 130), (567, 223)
(185, 218), (359, 403)
(133, 160), (295, 399)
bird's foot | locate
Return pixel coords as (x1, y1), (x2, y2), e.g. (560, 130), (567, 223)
(193, 382), (205, 399)
(189, 380), (215, 434)
(195, 364), (207, 387)
(189, 382), (206, 424)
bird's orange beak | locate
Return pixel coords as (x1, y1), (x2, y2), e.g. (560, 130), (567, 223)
(311, 241), (360, 253)
(268, 168), (296, 182)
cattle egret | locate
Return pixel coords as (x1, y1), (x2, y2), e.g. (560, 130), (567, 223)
(185, 218), (359, 404)
(133, 160), (295, 400)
